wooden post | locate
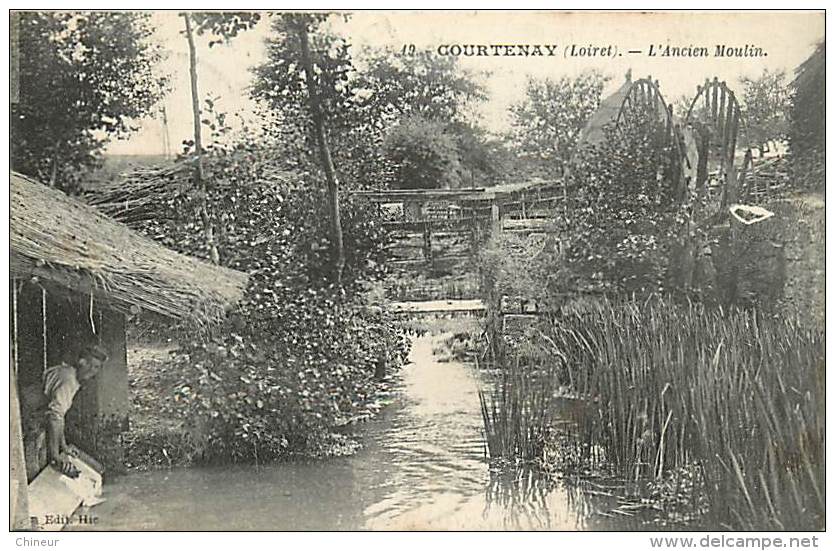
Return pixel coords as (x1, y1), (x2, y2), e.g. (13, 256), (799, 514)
(12, 278), (19, 378)
(711, 77), (719, 123)
(422, 221), (433, 267)
(722, 103), (740, 207)
(10, 353), (31, 530)
(737, 149), (753, 196)
(469, 206), (479, 260)
(562, 177), (568, 217)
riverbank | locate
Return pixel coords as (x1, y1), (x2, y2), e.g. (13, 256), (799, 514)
(73, 330), (488, 530)
(122, 334), (404, 470)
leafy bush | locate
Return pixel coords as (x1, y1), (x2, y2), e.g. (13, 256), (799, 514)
(383, 116), (463, 189)
(562, 114), (683, 296)
(172, 296), (409, 462)
(477, 111), (683, 356)
(115, 141), (409, 463)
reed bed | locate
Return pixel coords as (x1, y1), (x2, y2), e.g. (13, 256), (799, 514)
(479, 356), (556, 463)
(525, 297), (825, 530)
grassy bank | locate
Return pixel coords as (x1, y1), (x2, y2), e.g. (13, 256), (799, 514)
(481, 298), (824, 530)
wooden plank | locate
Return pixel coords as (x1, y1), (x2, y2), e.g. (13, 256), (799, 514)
(10, 363), (31, 530)
(704, 79), (713, 120)
(389, 254), (472, 266)
(383, 218), (483, 232)
(711, 78), (719, 122)
(389, 299), (485, 314)
(390, 230), (473, 240)
(502, 218), (551, 230)
(349, 180), (564, 202)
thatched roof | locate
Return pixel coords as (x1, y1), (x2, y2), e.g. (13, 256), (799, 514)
(575, 77), (633, 149)
(10, 171), (248, 327)
(792, 41), (824, 90)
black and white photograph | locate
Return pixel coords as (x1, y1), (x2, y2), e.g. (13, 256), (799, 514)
(7, 7), (827, 539)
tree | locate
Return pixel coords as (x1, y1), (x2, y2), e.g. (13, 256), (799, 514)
(11, 12), (168, 191)
(383, 116), (463, 190)
(790, 42), (824, 152)
(179, 11), (261, 264)
(508, 71), (609, 177)
(293, 16), (346, 285)
(447, 121), (517, 187)
(739, 69), (790, 156)
(354, 47), (486, 124)
(354, 49), (494, 185)
(251, 13), (356, 140)
(252, 13), (350, 284)
(252, 26), (489, 191)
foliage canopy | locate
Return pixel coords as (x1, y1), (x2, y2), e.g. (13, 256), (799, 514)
(11, 12), (168, 191)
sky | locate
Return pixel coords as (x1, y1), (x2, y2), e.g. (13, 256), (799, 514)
(106, 10), (825, 156)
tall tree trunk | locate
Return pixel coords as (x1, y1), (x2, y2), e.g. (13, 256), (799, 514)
(296, 22), (345, 286)
(182, 12), (220, 265)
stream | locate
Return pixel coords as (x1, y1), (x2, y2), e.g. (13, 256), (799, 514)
(75, 331), (664, 531)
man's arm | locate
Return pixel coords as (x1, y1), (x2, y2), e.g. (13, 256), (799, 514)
(45, 413), (65, 463)
(44, 378), (80, 477)
(45, 412), (79, 476)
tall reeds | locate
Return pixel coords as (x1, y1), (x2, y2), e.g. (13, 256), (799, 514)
(528, 297), (824, 530)
(479, 356), (555, 463)
(540, 299), (825, 530)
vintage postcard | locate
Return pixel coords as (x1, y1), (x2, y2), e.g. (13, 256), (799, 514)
(8, 8), (825, 538)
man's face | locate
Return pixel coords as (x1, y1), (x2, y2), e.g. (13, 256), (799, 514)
(77, 356), (103, 382)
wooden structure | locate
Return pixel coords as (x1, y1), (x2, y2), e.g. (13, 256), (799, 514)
(615, 77), (687, 201)
(10, 172), (247, 529)
(351, 180), (566, 272)
(684, 78), (758, 211)
(603, 75), (760, 297)
(578, 73), (756, 213)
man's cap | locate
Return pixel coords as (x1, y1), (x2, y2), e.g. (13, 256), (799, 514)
(80, 344), (109, 362)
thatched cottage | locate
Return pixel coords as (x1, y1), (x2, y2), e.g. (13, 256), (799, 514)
(10, 171), (247, 528)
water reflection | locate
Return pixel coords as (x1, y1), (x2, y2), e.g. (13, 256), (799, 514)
(483, 469), (562, 530)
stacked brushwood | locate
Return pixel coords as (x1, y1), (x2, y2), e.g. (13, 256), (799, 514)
(85, 161), (192, 226)
(85, 155), (295, 230)
(743, 155), (791, 199)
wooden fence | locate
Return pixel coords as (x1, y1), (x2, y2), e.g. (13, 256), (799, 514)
(350, 179), (568, 271)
